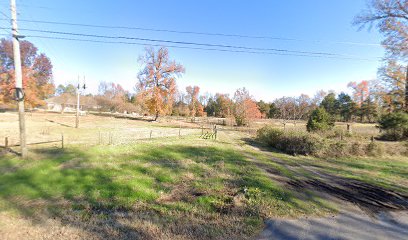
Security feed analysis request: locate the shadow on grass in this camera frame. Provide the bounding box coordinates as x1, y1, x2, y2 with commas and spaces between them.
46, 119, 74, 128
0, 143, 320, 239
241, 137, 408, 215
0, 148, 152, 239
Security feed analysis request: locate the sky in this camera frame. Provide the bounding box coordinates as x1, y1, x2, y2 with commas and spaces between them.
0, 0, 385, 102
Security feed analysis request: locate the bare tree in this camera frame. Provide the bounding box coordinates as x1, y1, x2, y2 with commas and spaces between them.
293, 94, 312, 126
274, 97, 293, 130
354, 0, 408, 59
312, 90, 328, 107
354, 0, 408, 111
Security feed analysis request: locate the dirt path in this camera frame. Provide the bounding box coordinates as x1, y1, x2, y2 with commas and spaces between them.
243, 143, 408, 239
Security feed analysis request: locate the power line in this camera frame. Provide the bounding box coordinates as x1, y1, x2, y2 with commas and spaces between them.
0, 2, 53, 10
0, 26, 378, 59
20, 5, 63, 65
0, 10, 9, 19
0, 17, 381, 47
0, 11, 11, 35
20, 34, 379, 61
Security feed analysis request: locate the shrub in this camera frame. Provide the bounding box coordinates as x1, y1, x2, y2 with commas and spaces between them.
324, 128, 347, 139
256, 126, 284, 145
257, 127, 322, 155
350, 142, 365, 156
378, 112, 408, 141
326, 141, 348, 157
365, 141, 383, 156
306, 107, 334, 132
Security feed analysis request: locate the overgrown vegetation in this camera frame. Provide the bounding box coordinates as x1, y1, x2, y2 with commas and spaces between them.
257, 125, 400, 157
257, 127, 322, 155
378, 112, 408, 140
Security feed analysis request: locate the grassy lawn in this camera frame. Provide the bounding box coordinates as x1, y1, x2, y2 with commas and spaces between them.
0, 124, 407, 239
0, 133, 336, 239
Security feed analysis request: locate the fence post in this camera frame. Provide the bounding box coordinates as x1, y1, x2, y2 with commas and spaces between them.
61, 134, 64, 149
150, 130, 152, 139
201, 125, 204, 135
5, 137, 8, 148
179, 124, 181, 138
99, 131, 101, 145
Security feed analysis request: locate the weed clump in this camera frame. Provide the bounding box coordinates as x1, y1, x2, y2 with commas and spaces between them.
350, 142, 365, 156
366, 141, 384, 156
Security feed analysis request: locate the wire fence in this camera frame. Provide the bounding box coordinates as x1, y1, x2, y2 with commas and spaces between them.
0, 126, 211, 154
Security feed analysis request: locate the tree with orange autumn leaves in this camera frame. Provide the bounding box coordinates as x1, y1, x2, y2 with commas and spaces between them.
136, 47, 184, 120
347, 80, 370, 107
379, 60, 406, 112
348, 80, 381, 122
186, 85, 204, 118
0, 38, 54, 108
233, 88, 262, 126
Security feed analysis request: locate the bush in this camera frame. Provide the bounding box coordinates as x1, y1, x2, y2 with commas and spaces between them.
256, 126, 284, 145
257, 127, 322, 155
365, 141, 383, 156
378, 112, 408, 141
307, 108, 334, 132
326, 141, 348, 157
350, 142, 365, 156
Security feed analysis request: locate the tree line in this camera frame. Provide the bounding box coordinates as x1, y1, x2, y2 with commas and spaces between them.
0, 39, 406, 127
0, 1, 407, 128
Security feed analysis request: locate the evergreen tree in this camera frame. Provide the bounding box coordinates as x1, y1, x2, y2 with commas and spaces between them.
337, 92, 355, 122
321, 93, 339, 117
307, 107, 334, 132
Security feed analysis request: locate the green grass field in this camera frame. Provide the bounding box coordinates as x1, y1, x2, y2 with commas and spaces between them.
0, 114, 407, 239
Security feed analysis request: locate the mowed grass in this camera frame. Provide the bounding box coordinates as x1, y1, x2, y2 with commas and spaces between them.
0, 118, 407, 239
0, 134, 335, 239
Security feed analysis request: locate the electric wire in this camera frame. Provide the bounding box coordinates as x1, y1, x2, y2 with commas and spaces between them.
0, 17, 382, 47
20, 34, 379, 61
0, 26, 379, 59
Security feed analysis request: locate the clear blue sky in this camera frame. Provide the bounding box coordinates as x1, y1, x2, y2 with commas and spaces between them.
0, 0, 384, 101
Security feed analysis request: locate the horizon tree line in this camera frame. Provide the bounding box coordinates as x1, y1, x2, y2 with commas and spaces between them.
1, 0, 408, 126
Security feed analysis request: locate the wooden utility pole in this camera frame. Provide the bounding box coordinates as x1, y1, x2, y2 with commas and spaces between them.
405, 65, 408, 112
10, 0, 27, 158
75, 76, 80, 128
75, 76, 86, 128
